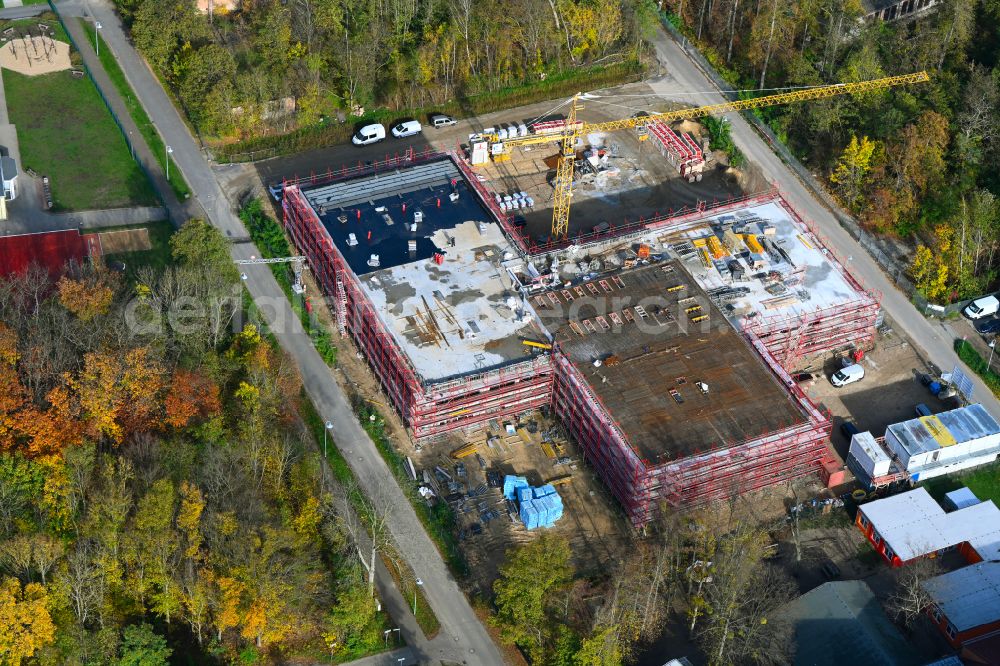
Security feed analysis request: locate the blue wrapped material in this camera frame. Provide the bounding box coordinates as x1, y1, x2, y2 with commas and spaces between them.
520, 502, 538, 529
533, 484, 556, 499
536, 498, 550, 526
517, 487, 534, 503
503, 475, 529, 500
929, 381, 942, 396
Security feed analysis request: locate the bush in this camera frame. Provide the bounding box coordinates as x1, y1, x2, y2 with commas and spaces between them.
703, 115, 745, 167
955, 339, 1000, 396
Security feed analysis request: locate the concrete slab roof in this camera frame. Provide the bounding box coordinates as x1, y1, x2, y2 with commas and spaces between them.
357, 219, 547, 384
538, 260, 806, 464
648, 200, 875, 323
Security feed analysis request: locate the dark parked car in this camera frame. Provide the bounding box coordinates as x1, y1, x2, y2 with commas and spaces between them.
975, 318, 1000, 335
840, 421, 860, 439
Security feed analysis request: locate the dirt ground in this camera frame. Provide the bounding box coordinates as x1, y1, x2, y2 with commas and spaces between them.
405, 416, 633, 597
794, 322, 948, 462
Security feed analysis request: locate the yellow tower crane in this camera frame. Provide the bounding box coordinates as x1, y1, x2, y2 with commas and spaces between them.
482, 71, 930, 239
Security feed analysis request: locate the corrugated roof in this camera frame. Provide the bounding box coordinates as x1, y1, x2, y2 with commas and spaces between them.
778, 581, 922, 666
886, 404, 1000, 459
859, 488, 1000, 561
923, 563, 1000, 633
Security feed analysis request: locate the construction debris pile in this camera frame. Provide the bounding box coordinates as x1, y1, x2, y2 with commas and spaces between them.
503, 475, 564, 530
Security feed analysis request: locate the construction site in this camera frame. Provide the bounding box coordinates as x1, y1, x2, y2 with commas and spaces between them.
277, 73, 931, 529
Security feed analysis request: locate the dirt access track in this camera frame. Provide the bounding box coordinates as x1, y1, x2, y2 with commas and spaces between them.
247, 79, 766, 241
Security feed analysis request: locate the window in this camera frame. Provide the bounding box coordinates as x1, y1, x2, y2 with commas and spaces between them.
947, 623, 957, 640
884, 546, 895, 561
933, 606, 942, 623
873, 532, 882, 546
859, 514, 869, 530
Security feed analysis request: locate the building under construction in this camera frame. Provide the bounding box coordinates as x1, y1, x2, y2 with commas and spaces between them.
282, 151, 872, 524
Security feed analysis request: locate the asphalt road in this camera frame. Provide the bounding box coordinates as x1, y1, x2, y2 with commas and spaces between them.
61, 0, 505, 663
647, 24, 1000, 417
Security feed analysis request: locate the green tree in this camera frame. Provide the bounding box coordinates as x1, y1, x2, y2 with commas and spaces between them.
493, 534, 572, 658
117, 623, 172, 666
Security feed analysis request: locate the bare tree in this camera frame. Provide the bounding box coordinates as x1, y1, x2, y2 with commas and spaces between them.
331, 481, 395, 597
886, 556, 942, 628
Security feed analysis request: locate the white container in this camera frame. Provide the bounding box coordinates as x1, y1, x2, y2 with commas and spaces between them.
518, 123, 528, 137
498, 128, 508, 140
414, 210, 424, 223
849, 432, 892, 479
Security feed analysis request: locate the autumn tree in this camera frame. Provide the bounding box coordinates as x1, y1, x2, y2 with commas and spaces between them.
830, 135, 880, 212
67, 348, 164, 444
0, 576, 55, 665
57, 274, 114, 323
164, 369, 221, 429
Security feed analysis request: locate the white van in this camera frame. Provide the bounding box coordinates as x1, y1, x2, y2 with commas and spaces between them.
430, 114, 456, 128
352, 123, 385, 146
964, 295, 1000, 319
831, 364, 865, 388
391, 120, 422, 138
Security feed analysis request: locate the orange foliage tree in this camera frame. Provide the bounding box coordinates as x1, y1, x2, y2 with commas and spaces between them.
67, 348, 164, 444
164, 369, 221, 429
57, 275, 114, 322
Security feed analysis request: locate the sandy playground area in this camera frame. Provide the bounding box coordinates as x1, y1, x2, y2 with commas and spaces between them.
0, 32, 71, 76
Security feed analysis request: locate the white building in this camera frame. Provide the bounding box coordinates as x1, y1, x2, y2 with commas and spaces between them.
1, 155, 17, 201
848, 404, 1000, 487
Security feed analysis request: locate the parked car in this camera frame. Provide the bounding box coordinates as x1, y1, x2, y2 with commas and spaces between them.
791, 372, 815, 384
915, 403, 932, 417
391, 120, 422, 138
840, 421, 860, 439
430, 113, 456, 128
830, 363, 865, 387
352, 123, 386, 146
964, 295, 1000, 319
975, 318, 1000, 335
268, 184, 283, 201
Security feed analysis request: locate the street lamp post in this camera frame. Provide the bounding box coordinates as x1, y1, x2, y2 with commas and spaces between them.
94, 21, 101, 57
989, 339, 996, 373
413, 578, 423, 616
322, 421, 333, 489
166, 145, 173, 181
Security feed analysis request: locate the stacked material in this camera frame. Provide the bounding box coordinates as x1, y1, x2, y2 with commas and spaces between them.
503, 475, 564, 530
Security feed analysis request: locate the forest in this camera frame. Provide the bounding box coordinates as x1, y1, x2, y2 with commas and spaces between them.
112, 0, 655, 144
665, 0, 1000, 302
0, 222, 385, 664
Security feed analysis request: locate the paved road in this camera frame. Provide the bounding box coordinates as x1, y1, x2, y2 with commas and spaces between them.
65, 1, 504, 662
647, 25, 1000, 417
0, 4, 46, 19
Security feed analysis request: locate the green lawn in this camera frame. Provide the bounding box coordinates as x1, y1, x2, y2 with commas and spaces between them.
920, 461, 1000, 507
3, 68, 156, 211
82, 20, 190, 200
101, 220, 175, 274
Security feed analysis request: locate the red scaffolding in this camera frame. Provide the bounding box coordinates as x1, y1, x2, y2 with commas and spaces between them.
552, 325, 832, 526
282, 177, 554, 440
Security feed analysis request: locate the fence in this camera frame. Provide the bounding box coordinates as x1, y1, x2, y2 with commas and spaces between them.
658, 15, 927, 305
47, 2, 169, 223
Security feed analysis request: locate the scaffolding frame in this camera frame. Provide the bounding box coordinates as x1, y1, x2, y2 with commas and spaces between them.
283, 172, 554, 440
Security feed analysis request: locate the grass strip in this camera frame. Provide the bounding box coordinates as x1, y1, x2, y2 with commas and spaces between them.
81, 20, 190, 200
239, 198, 337, 366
